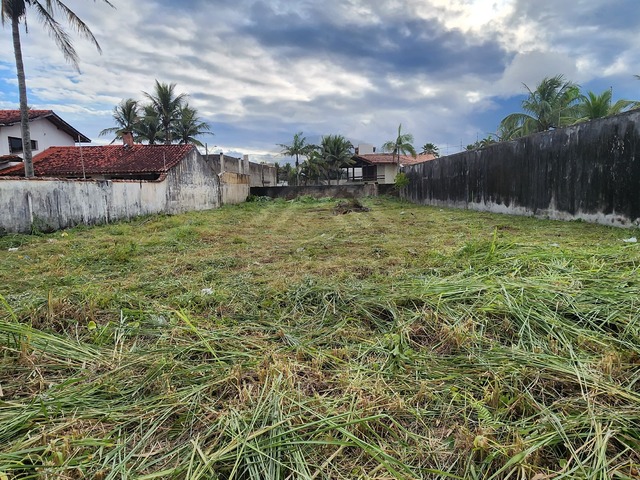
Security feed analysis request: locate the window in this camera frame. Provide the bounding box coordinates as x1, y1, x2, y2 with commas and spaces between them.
8, 136, 38, 153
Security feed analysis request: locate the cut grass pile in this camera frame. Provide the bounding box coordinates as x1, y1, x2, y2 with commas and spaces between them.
1, 196, 639, 479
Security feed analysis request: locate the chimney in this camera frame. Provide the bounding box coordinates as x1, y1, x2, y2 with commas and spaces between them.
122, 131, 134, 148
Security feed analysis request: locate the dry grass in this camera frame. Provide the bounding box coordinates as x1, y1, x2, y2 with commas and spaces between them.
1, 196, 639, 479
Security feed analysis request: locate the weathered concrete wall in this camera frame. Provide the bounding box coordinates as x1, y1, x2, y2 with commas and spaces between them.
204, 153, 276, 188
0, 150, 222, 233
220, 172, 250, 205
402, 110, 640, 227
251, 184, 378, 200
249, 162, 277, 187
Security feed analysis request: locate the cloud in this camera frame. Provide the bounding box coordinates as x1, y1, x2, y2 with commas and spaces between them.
0, 0, 638, 162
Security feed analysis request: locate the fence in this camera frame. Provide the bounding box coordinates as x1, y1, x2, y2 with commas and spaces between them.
402, 110, 640, 227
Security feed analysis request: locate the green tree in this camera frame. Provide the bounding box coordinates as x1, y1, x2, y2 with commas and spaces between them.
319, 134, 354, 186
278, 132, 314, 185
301, 150, 327, 185
421, 142, 439, 157
143, 80, 187, 145
2, 0, 114, 177
134, 104, 163, 145
499, 75, 580, 139
382, 124, 416, 164
173, 103, 211, 146
99, 98, 140, 143
574, 90, 639, 122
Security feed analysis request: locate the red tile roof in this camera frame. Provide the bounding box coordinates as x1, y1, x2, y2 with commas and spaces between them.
355, 153, 437, 165
0, 109, 53, 125
0, 109, 90, 142
0, 144, 196, 177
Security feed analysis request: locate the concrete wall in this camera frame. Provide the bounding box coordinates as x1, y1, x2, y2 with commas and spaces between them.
251, 184, 378, 200
0, 149, 222, 233
205, 153, 276, 187
0, 118, 76, 157
220, 172, 250, 205
380, 164, 399, 184
402, 110, 640, 227
249, 162, 277, 187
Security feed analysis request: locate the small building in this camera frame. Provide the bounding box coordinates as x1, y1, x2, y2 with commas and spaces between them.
350, 146, 437, 184
0, 139, 234, 233
0, 110, 90, 161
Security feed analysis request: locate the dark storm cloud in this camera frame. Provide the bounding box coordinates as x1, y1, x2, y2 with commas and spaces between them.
240, 1, 508, 78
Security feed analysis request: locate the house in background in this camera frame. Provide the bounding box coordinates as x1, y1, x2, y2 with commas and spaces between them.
0, 110, 90, 162
349, 144, 436, 184
0, 135, 253, 233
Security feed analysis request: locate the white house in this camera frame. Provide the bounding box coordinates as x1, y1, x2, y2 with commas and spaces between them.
348, 144, 436, 184
0, 110, 90, 160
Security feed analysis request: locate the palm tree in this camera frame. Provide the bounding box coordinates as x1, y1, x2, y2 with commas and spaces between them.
421, 142, 440, 157
173, 103, 211, 146
143, 80, 187, 145
277, 132, 315, 186
382, 124, 417, 164
2, 0, 114, 177
319, 134, 354, 186
499, 75, 580, 139
301, 150, 327, 185
134, 104, 163, 145
574, 90, 639, 123
99, 98, 140, 143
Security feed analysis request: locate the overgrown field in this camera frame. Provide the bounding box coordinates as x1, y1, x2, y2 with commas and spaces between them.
1, 197, 639, 479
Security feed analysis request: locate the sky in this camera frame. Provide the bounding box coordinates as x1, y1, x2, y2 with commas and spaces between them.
1, 0, 639, 163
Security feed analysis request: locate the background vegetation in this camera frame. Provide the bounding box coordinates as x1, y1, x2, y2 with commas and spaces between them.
1, 198, 639, 479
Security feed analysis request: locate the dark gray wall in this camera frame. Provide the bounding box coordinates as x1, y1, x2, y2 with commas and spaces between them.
402, 110, 640, 227
251, 184, 378, 200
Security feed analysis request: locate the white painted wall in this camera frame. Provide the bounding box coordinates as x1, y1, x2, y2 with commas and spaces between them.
0, 118, 77, 157
381, 164, 399, 184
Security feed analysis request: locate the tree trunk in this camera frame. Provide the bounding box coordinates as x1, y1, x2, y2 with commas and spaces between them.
12, 16, 34, 178
295, 155, 299, 186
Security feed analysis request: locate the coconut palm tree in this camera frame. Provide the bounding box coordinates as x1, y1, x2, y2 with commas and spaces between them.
301, 150, 327, 185
99, 98, 140, 143
421, 142, 440, 157
143, 80, 187, 145
134, 104, 163, 145
1, 0, 114, 177
382, 124, 417, 164
319, 134, 354, 185
499, 75, 580, 139
574, 90, 639, 123
277, 132, 315, 185
173, 103, 211, 146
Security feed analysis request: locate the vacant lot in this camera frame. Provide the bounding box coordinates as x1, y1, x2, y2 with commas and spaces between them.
1, 197, 639, 479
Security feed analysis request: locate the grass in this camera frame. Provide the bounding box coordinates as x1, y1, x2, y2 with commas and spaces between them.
1, 196, 639, 479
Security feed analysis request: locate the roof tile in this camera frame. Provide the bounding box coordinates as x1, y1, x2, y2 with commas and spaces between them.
0, 144, 196, 177
355, 153, 437, 165
0, 110, 53, 125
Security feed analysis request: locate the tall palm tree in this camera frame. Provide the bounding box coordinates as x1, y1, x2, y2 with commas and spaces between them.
382, 124, 416, 164
99, 98, 140, 143
421, 142, 440, 157
277, 132, 314, 186
1, 0, 114, 177
499, 74, 580, 139
319, 134, 353, 186
173, 103, 211, 146
143, 80, 187, 145
134, 104, 163, 145
574, 90, 639, 123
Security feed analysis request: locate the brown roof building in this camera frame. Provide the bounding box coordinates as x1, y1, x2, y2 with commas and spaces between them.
0, 144, 196, 180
